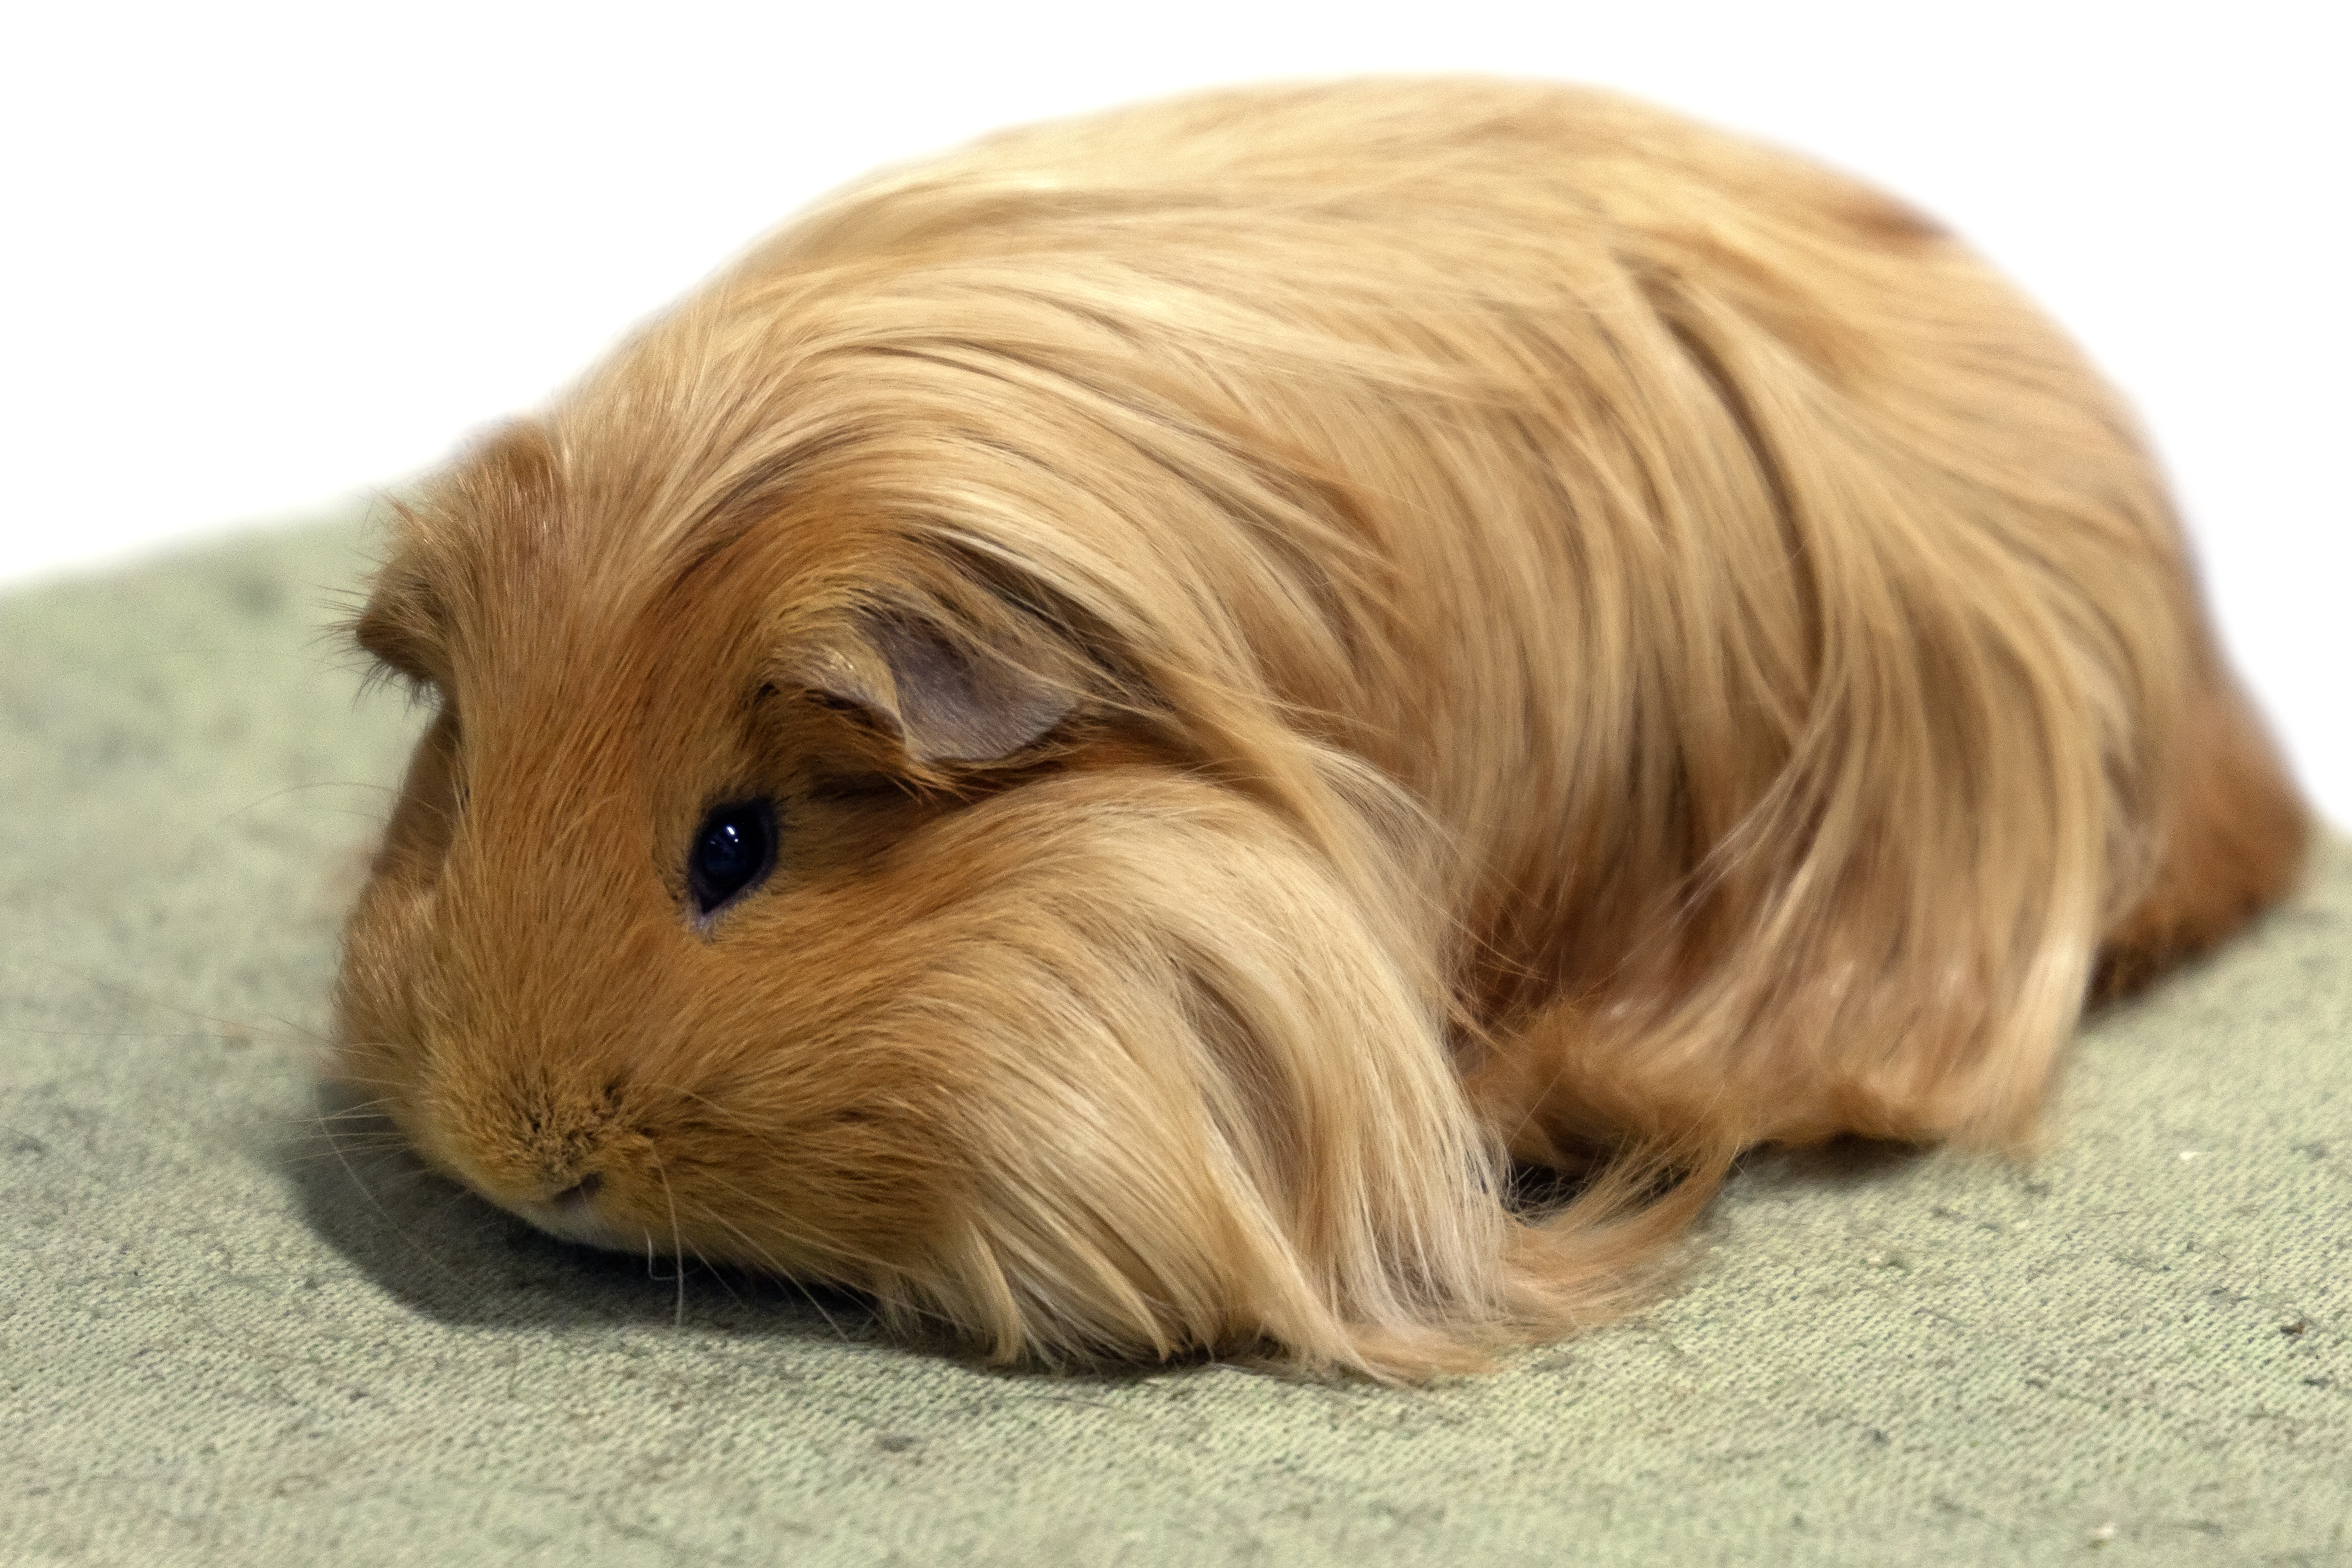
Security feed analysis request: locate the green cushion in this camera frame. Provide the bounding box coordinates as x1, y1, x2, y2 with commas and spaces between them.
5, 511, 2346, 1566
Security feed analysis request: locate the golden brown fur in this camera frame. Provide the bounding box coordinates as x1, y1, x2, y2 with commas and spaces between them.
336, 80, 2309, 1378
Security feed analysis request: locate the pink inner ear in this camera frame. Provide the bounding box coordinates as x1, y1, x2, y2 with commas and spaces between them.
795, 613, 1075, 765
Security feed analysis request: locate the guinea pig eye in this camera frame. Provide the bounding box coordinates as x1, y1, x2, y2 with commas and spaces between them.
687, 799, 778, 915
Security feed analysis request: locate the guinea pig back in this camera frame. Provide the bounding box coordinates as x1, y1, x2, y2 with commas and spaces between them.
335, 80, 2308, 1378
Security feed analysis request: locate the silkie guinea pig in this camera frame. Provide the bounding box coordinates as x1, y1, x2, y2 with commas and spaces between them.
338, 79, 2309, 1378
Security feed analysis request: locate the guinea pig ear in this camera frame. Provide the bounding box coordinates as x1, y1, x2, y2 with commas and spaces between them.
793, 610, 1077, 765
351, 554, 447, 689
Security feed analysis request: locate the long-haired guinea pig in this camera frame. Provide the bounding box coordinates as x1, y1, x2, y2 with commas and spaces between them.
338, 79, 2309, 1378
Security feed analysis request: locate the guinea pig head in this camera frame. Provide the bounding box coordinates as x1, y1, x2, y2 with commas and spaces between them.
333, 424, 1528, 1376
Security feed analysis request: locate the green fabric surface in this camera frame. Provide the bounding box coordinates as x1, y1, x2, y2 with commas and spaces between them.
4, 512, 2347, 1567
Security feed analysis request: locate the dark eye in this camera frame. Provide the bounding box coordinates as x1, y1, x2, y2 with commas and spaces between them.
687, 799, 778, 915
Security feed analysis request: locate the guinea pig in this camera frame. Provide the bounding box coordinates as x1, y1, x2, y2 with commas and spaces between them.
336, 78, 2309, 1378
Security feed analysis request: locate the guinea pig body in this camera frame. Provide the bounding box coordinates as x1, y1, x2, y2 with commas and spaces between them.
338, 80, 2308, 1376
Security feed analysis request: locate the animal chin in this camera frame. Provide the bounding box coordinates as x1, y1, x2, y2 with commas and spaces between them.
513, 1195, 634, 1251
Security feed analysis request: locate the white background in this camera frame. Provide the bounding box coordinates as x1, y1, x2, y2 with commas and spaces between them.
5, 2, 2344, 823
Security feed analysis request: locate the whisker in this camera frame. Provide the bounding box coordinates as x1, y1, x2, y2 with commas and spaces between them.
650, 1148, 688, 1330
319, 1125, 462, 1282
298, 1089, 402, 1109
690, 1244, 744, 1309
693, 1209, 853, 1347
207, 778, 403, 833
0, 964, 337, 1053
278, 1133, 420, 1159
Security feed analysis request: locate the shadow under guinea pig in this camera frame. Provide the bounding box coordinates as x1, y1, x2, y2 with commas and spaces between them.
281, 1078, 1932, 1371
277, 1085, 1232, 1396
277, 1078, 885, 1345
1502, 1134, 1929, 1216
1727, 1137, 1933, 1193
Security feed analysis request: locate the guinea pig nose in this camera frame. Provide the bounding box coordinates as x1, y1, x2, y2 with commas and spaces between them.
548, 1173, 604, 1212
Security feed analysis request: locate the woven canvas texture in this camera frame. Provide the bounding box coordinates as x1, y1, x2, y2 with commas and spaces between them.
3, 514, 2347, 1567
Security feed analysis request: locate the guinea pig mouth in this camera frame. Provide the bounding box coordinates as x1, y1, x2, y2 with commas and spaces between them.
510, 1174, 635, 1251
